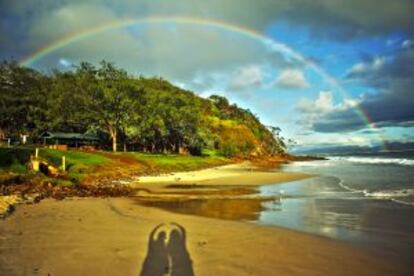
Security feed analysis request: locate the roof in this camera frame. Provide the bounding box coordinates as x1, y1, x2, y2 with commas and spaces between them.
39, 131, 99, 141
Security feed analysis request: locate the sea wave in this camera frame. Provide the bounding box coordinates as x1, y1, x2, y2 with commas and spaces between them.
390, 198, 414, 206
363, 189, 414, 199
337, 179, 361, 193
337, 179, 414, 206
329, 156, 414, 166
291, 160, 333, 167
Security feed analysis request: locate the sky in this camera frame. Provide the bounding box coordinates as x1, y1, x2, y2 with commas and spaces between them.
1, 0, 414, 153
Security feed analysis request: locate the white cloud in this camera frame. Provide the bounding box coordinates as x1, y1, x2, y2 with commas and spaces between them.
275, 69, 309, 89
297, 91, 362, 129
296, 132, 374, 147
346, 56, 385, 77
58, 58, 72, 67
402, 39, 413, 48
348, 63, 366, 74
229, 65, 264, 90
297, 91, 333, 114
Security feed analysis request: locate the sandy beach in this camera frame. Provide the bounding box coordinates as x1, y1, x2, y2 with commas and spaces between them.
0, 197, 409, 276
0, 163, 410, 275
134, 162, 313, 188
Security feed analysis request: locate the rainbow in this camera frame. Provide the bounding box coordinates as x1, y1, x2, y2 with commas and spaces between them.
19, 16, 388, 150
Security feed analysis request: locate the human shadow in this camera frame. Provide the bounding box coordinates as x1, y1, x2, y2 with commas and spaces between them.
140, 223, 194, 276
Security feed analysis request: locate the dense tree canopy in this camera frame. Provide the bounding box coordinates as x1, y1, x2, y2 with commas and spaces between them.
0, 60, 286, 156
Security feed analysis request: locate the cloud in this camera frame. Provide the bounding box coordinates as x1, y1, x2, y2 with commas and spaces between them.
229, 65, 264, 90
3, 0, 414, 38
402, 39, 414, 49
290, 129, 381, 154
2, 0, 414, 63
14, 2, 282, 86
296, 91, 362, 130
346, 46, 414, 86
297, 91, 334, 113
27, 3, 119, 47
283, 0, 414, 39
346, 56, 386, 78
2, 0, 414, 85
292, 140, 414, 155
58, 58, 72, 67
275, 69, 309, 89
4, 2, 315, 94
313, 83, 414, 132
311, 47, 414, 132
300, 134, 374, 147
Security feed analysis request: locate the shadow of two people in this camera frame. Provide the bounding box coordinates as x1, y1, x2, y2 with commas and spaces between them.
140, 223, 194, 276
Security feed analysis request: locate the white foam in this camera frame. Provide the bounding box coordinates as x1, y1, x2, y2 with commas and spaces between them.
363, 188, 414, 199
337, 180, 414, 206
291, 160, 333, 167
390, 198, 414, 207
329, 156, 414, 166
337, 179, 361, 193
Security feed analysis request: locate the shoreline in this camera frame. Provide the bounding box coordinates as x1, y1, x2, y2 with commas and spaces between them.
133, 161, 313, 187
0, 197, 408, 275
130, 162, 314, 221
1, 162, 411, 275
0, 161, 304, 214
1, 161, 312, 218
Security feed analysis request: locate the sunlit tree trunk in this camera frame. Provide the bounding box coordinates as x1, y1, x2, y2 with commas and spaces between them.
110, 127, 117, 152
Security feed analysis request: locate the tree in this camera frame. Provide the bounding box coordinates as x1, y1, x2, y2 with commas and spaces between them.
0, 59, 286, 157
268, 126, 286, 154
0, 61, 48, 140
45, 70, 92, 133
76, 61, 138, 152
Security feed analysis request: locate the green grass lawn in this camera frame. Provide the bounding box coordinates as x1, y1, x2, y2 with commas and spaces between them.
0, 147, 109, 170
39, 148, 109, 168
128, 151, 229, 172
0, 146, 229, 185
0, 147, 33, 174
39, 148, 111, 181
0, 146, 111, 183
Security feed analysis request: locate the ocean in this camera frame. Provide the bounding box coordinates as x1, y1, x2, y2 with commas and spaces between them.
258, 152, 414, 262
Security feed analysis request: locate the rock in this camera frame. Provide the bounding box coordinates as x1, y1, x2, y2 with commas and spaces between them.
47, 165, 59, 177
0, 195, 22, 218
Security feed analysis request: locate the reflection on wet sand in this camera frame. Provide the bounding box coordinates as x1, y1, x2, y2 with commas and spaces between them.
135, 184, 278, 221
138, 198, 268, 221
135, 177, 414, 266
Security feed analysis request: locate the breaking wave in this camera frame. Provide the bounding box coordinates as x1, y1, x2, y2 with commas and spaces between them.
329, 156, 414, 166
337, 179, 414, 206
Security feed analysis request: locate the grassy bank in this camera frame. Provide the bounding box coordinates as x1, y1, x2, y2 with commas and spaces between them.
0, 147, 110, 185
0, 146, 230, 187
127, 152, 228, 172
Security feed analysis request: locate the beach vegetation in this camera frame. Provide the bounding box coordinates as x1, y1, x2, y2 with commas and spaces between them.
0, 60, 286, 157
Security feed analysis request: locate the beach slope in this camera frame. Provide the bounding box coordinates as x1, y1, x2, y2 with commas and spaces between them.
0, 197, 408, 276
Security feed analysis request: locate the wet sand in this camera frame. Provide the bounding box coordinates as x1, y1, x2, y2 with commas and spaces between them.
134, 162, 313, 190
0, 197, 409, 276
0, 164, 410, 275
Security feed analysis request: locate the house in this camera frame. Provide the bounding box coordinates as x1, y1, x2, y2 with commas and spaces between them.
39, 131, 99, 150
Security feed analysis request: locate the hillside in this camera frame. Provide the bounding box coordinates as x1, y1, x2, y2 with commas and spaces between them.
0, 60, 285, 157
